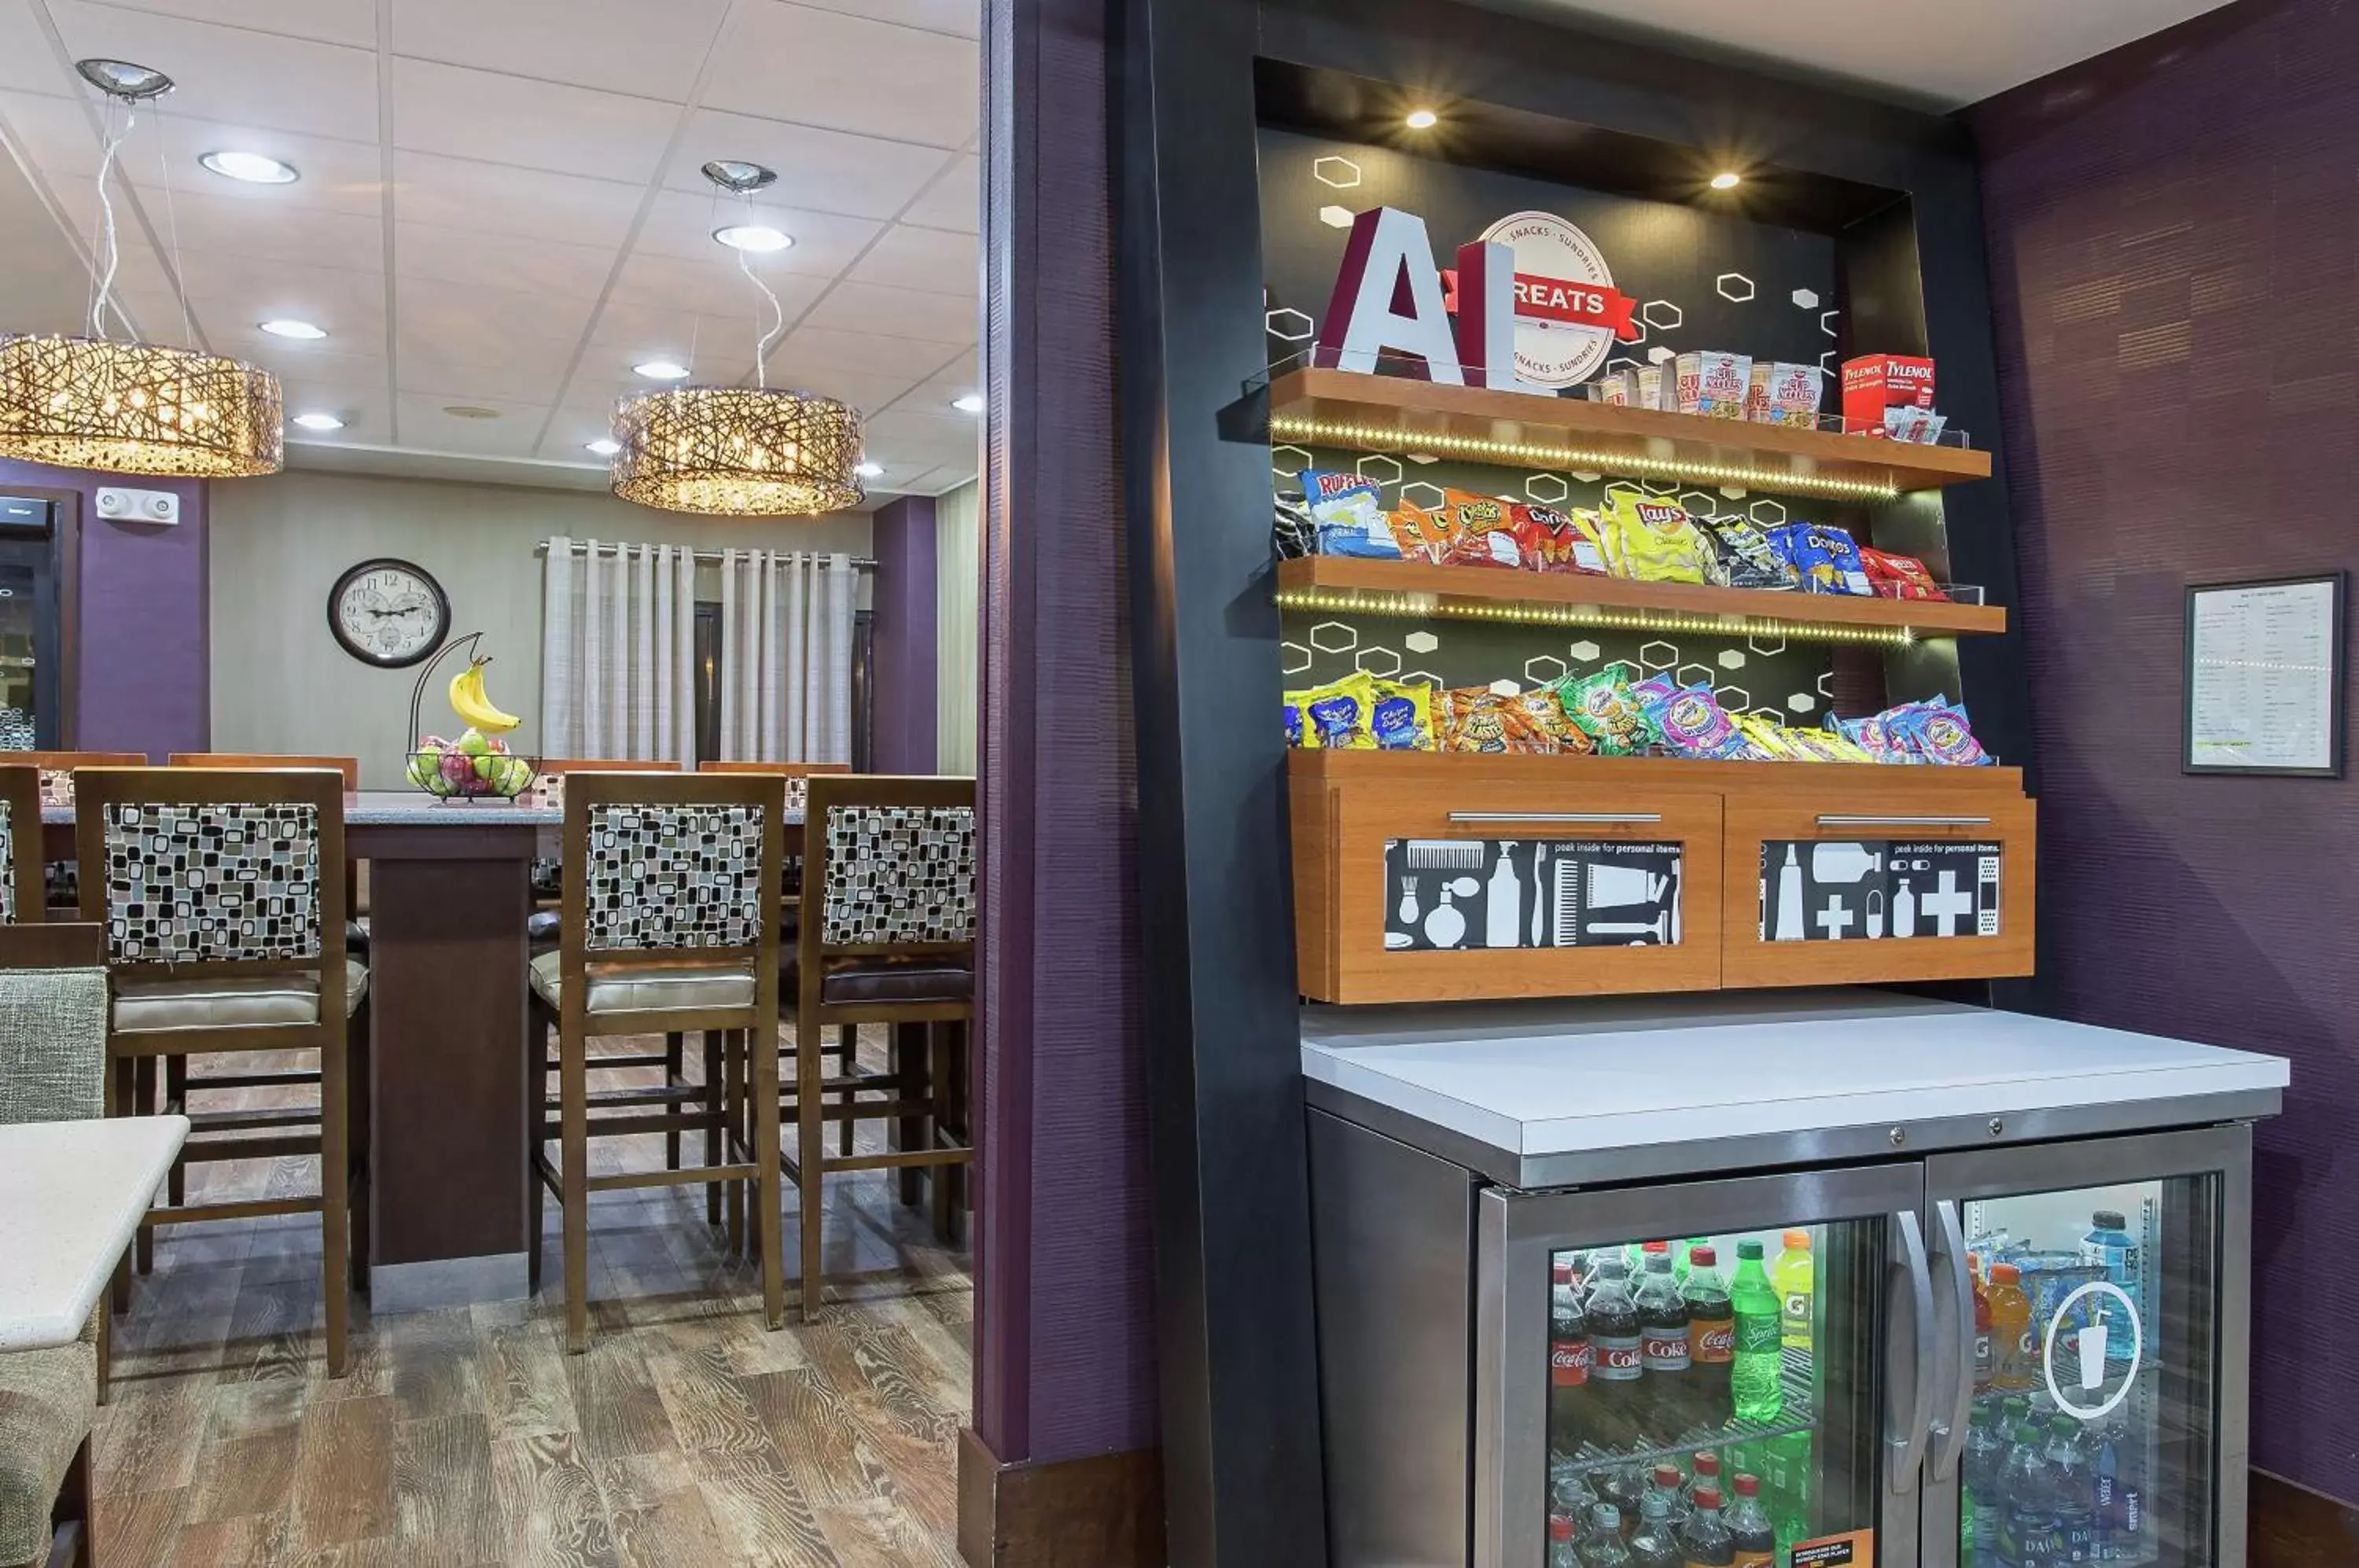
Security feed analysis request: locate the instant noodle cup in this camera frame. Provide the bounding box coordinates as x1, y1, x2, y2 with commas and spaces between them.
1675, 351, 1754, 418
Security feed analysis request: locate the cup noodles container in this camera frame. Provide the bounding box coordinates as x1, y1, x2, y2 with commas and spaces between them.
1675, 351, 1752, 419
1746, 362, 1825, 427
1594, 367, 1637, 407
1842, 355, 1936, 436
1637, 365, 1673, 412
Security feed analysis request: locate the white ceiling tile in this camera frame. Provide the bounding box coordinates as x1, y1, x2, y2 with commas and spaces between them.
171, 256, 386, 330
632, 188, 879, 278
393, 342, 568, 406
0, 2, 70, 96
774, 325, 966, 380
394, 392, 550, 456
391, 150, 645, 248
390, 57, 679, 184
893, 351, 980, 410
127, 116, 387, 218
704, 5, 975, 149
149, 191, 383, 271
664, 110, 947, 220
393, 221, 616, 302
539, 403, 628, 461
400, 280, 594, 352
46, 2, 380, 142
584, 300, 759, 362
237, 340, 388, 387
0, 87, 105, 182
798, 280, 974, 345
845, 223, 975, 296
763, 366, 913, 418
782, 0, 980, 40
863, 407, 979, 469
390, 0, 731, 100
899, 153, 977, 234
273, 370, 394, 446
85, 0, 378, 50
604, 248, 826, 321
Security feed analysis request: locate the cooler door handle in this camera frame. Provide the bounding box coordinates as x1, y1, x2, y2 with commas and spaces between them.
1927, 1199, 1976, 1483
1446, 812, 1664, 825
1814, 815, 1992, 828
1886, 1208, 1938, 1495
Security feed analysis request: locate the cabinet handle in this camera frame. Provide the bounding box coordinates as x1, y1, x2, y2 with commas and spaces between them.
1886, 1208, 1937, 1496
1927, 1200, 1976, 1484
1444, 812, 1663, 825
1814, 814, 1991, 828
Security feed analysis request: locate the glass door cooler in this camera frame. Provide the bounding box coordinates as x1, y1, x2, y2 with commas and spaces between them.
1302, 992, 2283, 1568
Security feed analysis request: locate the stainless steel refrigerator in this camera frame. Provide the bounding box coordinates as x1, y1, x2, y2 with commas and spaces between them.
1302, 991, 2287, 1568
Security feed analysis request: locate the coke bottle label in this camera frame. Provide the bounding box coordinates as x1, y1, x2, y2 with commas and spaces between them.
1595, 1335, 1645, 1382
1552, 1340, 1593, 1387
1641, 1331, 1691, 1373
1691, 1321, 1735, 1365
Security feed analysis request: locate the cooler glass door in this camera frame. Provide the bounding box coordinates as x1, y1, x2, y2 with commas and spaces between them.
0, 544, 56, 752
1478, 1163, 1934, 1568
1923, 1125, 2250, 1568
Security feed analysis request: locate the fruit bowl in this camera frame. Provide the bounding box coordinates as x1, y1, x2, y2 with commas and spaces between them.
407, 734, 538, 801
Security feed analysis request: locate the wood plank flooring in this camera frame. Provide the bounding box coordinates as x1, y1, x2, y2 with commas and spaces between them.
96, 1031, 972, 1567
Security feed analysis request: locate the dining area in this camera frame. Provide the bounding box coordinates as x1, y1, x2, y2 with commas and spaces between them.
0, 749, 977, 1568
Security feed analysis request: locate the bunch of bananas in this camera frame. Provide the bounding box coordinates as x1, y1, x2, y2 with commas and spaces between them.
449, 658, 521, 733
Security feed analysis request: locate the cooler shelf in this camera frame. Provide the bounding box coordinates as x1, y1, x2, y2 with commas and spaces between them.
1556, 1347, 1818, 1478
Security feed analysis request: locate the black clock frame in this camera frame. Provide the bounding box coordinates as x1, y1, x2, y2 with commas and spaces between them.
328, 556, 451, 669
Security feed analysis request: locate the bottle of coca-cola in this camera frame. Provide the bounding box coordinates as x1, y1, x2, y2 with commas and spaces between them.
1551, 1261, 1594, 1450
1682, 1246, 1735, 1430
1584, 1254, 1644, 1452
1635, 1251, 1691, 1443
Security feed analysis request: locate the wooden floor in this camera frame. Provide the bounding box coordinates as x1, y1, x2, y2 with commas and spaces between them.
94, 1030, 973, 1568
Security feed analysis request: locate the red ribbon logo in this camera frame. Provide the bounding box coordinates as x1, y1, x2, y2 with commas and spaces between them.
1444, 270, 1641, 341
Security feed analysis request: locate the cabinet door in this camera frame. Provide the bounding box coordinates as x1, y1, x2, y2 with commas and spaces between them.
1721, 782, 2035, 988
1319, 775, 1723, 1003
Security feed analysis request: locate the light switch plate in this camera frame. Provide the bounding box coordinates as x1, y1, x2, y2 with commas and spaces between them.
95, 486, 179, 525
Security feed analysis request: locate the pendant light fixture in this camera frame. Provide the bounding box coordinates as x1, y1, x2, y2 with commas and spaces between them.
609, 160, 863, 517
0, 61, 282, 479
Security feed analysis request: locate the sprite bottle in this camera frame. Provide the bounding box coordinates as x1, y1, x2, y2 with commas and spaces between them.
1730, 1240, 1784, 1423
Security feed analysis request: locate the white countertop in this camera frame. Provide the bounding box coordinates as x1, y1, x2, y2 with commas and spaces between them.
43, 792, 802, 827
1302, 990, 2289, 1162
0, 1117, 189, 1351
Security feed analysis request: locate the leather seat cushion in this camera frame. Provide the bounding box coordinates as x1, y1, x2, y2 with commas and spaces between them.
0, 1336, 96, 1568
112, 959, 370, 1033
528, 951, 756, 1014
784, 956, 974, 1007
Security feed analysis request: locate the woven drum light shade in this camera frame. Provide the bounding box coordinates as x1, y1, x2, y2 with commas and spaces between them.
0, 332, 283, 477
609, 385, 863, 517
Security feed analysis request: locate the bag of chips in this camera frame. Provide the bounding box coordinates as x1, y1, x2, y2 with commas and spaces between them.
1860, 546, 1947, 601
1511, 503, 1609, 574
1367, 677, 1438, 752
1698, 516, 1796, 591
1283, 688, 1312, 748
1442, 686, 1560, 753
1733, 712, 1802, 760
1599, 491, 1710, 584
1297, 471, 1404, 558
1887, 698, 1991, 765
1552, 668, 1654, 755
1643, 683, 1748, 760
1301, 673, 1377, 749
1838, 713, 1913, 764
1772, 522, 1874, 595
1273, 492, 1319, 561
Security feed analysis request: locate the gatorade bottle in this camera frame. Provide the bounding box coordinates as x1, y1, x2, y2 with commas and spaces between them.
1684, 1246, 1736, 1430
1636, 1253, 1693, 1441
1730, 1241, 1784, 1423
1971, 1251, 1995, 1394
2044, 1417, 2095, 1565
1629, 1490, 1684, 1568
1553, 1261, 1596, 1449
1588, 1261, 1645, 1451
1772, 1230, 1814, 1353
1724, 1475, 1775, 1568
1679, 1486, 1735, 1568
1989, 1264, 2035, 1391
1580, 1504, 1634, 1568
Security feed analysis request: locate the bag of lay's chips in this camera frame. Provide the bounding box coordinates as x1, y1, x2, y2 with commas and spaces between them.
1599, 491, 1710, 584
1301, 673, 1377, 749
1551, 668, 1653, 755
1367, 677, 1438, 752
1297, 470, 1403, 558
1511, 503, 1610, 574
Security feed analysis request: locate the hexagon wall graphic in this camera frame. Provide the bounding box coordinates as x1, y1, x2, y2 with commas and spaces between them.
1790, 289, 1820, 311
1319, 205, 1354, 230
1602, 481, 1644, 508
1354, 454, 1404, 489
1816, 669, 1835, 698
1747, 499, 1787, 526
1639, 640, 1678, 672
1403, 669, 1444, 688
1356, 646, 1403, 678
1676, 663, 1715, 691
1400, 480, 1447, 511
1715, 273, 1756, 303
1266, 307, 1315, 343
1606, 355, 1643, 377
1820, 310, 1841, 339
1641, 300, 1684, 331
1404, 631, 1439, 654
1405, 452, 1437, 465
1570, 471, 1601, 484
1787, 693, 1817, 714
1678, 491, 1719, 518
1717, 686, 1751, 712
1308, 620, 1358, 653
1717, 650, 1746, 671
1647, 345, 1676, 365
1746, 631, 1787, 657
1524, 473, 1570, 504
1312, 156, 1361, 189
1568, 639, 1602, 663
1487, 678, 1522, 696
1281, 642, 1312, 675
1525, 654, 1569, 686
1720, 485, 1747, 500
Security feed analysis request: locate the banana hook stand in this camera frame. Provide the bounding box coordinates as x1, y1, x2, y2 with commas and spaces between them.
405, 630, 491, 756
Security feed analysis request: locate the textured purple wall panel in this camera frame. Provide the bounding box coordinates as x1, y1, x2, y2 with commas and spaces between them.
1971, 0, 2359, 1502
0, 457, 208, 756
870, 495, 940, 775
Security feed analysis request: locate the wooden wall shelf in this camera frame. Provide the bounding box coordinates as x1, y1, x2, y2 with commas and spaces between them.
1267, 366, 1993, 499
1275, 555, 2008, 642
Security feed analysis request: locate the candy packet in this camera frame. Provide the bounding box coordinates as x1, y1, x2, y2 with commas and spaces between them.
1367, 676, 1438, 752
1512, 502, 1610, 574
1301, 673, 1377, 749
1643, 683, 1748, 760
1837, 713, 1912, 764
1298, 471, 1403, 558
1552, 668, 1653, 755
1599, 491, 1711, 584
1772, 521, 1874, 595
1698, 516, 1796, 591
1860, 546, 1947, 601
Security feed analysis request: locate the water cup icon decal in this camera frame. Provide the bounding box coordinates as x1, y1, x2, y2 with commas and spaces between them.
2045, 1281, 2141, 1421
2076, 1320, 2107, 1389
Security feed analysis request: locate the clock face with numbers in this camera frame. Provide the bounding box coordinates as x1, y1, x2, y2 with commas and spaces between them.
328, 558, 450, 668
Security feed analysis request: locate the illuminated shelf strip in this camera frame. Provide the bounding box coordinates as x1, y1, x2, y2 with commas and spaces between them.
1275, 586, 1919, 646
1269, 415, 1902, 502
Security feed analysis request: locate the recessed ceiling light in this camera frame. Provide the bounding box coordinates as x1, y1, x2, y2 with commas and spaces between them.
634, 359, 690, 381
1404, 109, 1439, 130
200, 150, 298, 185
1709, 171, 1742, 190
951, 393, 984, 414
442, 404, 501, 420
585, 437, 622, 456
258, 318, 326, 340
713, 224, 793, 254
291, 412, 344, 432
853, 460, 883, 478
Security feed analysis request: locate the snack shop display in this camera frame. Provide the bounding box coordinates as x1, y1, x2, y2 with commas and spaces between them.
1441, 686, 1589, 754
1554, 668, 1653, 755
1273, 491, 1318, 560
1743, 361, 1825, 427
1288, 672, 1441, 752
1841, 353, 1949, 443
1597, 491, 1711, 584
1300, 470, 1404, 558
1860, 546, 1946, 601
1675, 351, 1752, 418
1771, 522, 1873, 595
1695, 516, 1794, 591
1514, 503, 1610, 574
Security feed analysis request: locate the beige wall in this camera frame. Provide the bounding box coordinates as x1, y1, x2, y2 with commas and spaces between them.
209, 469, 871, 787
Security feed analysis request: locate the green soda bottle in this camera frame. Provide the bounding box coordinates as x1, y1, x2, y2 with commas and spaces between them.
1730, 1240, 1784, 1423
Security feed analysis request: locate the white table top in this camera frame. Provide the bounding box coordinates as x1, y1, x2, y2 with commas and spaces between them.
1303, 989, 2289, 1166
0, 1117, 189, 1352
42, 792, 804, 827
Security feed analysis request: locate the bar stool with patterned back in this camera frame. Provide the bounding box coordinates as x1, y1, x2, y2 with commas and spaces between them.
16, 753, 143, 918
74, 767, 366, 1375
528, 770, 786, 1353
0, 765, 45, 929
789, 775, 977, 1320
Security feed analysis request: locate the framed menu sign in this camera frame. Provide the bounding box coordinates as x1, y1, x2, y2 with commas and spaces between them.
2183, 572, 2346, 777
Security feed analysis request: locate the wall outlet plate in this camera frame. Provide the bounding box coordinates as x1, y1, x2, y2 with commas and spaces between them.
95, 485, 179, 525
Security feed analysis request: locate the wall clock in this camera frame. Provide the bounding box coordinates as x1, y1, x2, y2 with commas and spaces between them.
328, 558, 451, 668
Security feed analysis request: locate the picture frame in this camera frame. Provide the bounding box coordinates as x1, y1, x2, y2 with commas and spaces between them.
2182, 571, 2346, 778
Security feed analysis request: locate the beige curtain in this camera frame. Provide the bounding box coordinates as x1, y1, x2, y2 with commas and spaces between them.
717, 549, 856, 763
934, 480, 979, 772
539, 537, 698, 763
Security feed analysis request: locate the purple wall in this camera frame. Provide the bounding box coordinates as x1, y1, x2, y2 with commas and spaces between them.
870, 495, 940, 775
0, 457, 208, 757
1971, 0, 2357, 1503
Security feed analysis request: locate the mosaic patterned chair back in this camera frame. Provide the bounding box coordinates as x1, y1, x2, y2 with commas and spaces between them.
817, 801, 979, 948
580, 803, 770, 953
98, 802, 323, 963
0, 797, 16, 923
0, 764, 46, 926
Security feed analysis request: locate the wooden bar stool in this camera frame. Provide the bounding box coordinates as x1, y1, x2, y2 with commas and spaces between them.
527, 770, 786, 1353
788, 774, 977, 1320
75, 767, 367, 1376
16, 753, 144, 918
0, 764, 45, 926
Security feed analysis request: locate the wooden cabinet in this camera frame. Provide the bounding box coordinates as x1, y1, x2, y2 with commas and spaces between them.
1289, 752, 2035, 1004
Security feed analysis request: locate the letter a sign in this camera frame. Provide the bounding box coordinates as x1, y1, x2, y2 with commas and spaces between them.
1314, 208, 1466, 383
